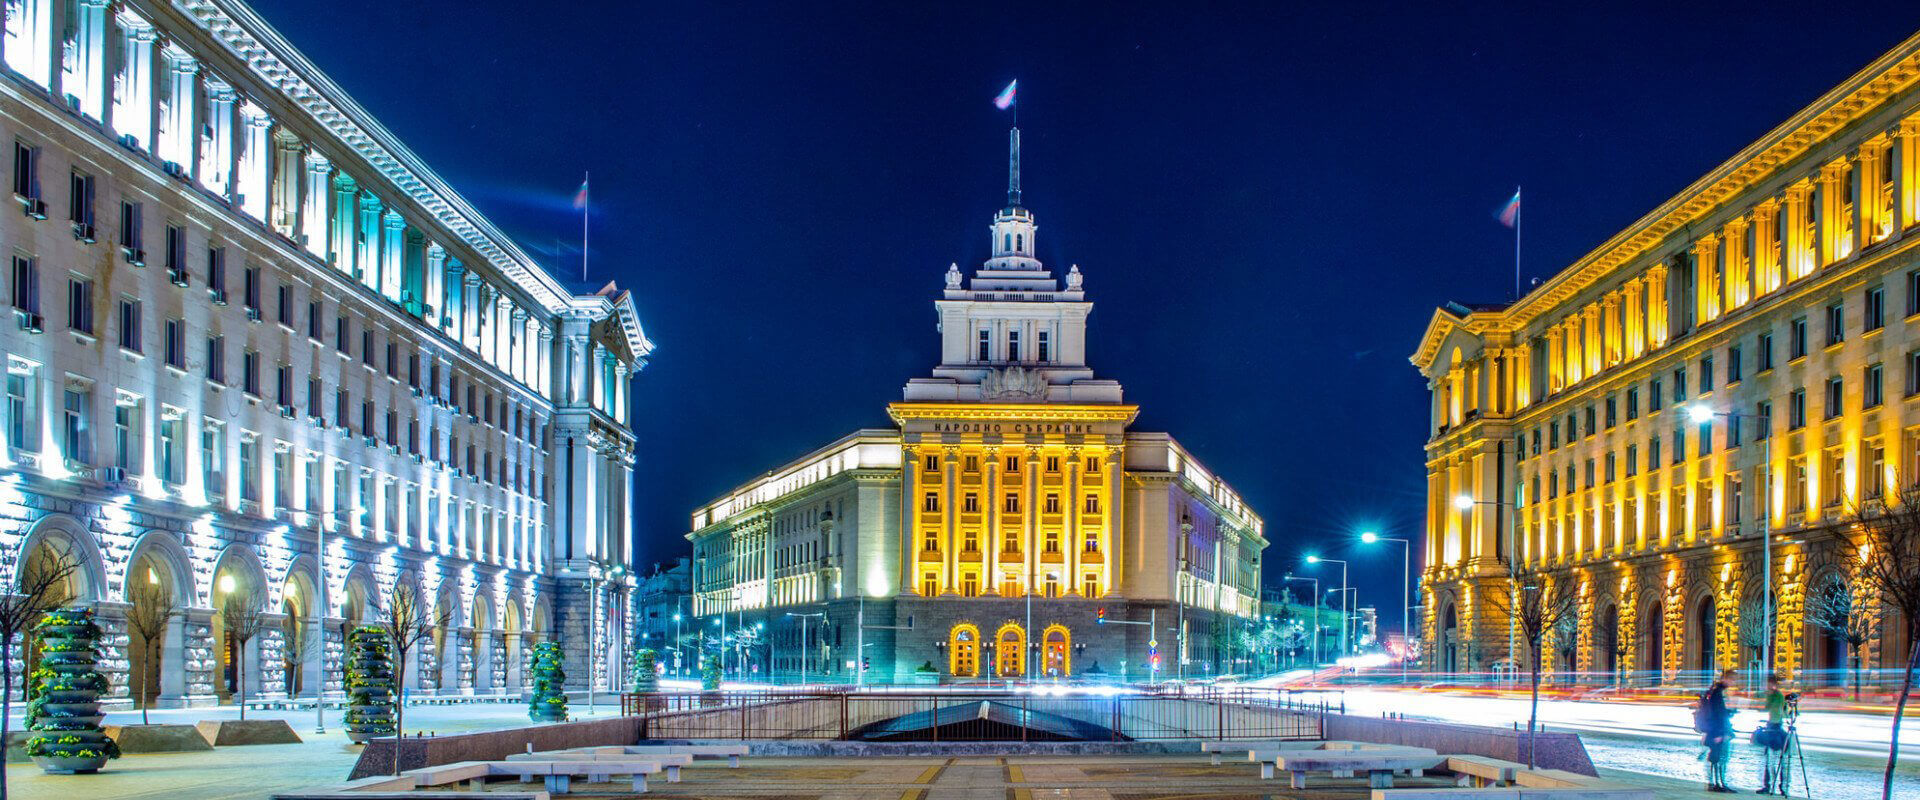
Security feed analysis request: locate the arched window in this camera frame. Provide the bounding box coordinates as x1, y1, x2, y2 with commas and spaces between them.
1043, 624, 1071, 676
1003, 233, 1011, 251
1015, 233, 1024, 252
949, 624, 979, 677
995, 624, 1025, 677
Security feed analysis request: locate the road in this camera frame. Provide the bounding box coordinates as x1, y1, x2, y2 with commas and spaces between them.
1339, 687, 1920, 795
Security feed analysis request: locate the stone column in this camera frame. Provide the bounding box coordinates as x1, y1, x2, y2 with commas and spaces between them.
1898, 119, 1920, 233
1065, 447, 1081, 594
984, 447, 999, 594
538, 325, 554, 398
941, 445, 958, 593
900, 443, 918, 595
271, 130, 303, 237
236, 102, 271, 220
301, 151, 330, 259
1693, 233, 1720, 323
1105, 446, 1122, 595
113, 14, 157, 149
380, 209, 405, 302
159, 43, 197, 175
356, 191, 383, 288
199, 78, 236, 196
425, 244, 447, 325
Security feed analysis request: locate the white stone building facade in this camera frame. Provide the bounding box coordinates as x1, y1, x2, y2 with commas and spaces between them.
0, 0, 650, 706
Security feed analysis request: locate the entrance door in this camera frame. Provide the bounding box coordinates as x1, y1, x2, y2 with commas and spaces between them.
996, 626, 1024, 677
950, 627, 978, 678
1043, 627, 1070, 677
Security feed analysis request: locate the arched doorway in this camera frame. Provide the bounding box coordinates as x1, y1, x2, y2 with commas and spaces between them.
1642, 601, 1665, 683
502, 601, 524, 693
124, 549, 181, 707
209, 550, 266, 702
1042, 625, 1071, 677
948, 624, 979, 678
1440, 602, 1459, 674
279, 572, 314, 698
432, 588, 457, 694
994, 623, 1024, 678
472, 594, 495, 692
1598, 604, 1619, 681
1692, 595, 1717, 675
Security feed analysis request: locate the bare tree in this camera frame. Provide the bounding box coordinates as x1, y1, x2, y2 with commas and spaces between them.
280, 613, 316, 699
379, 572, 451, 775
219, 591, 268, 721
1805, 573, 1874, 701
123, 584, 176, 726
1486, 574, 1577, 769
0, 545, 80, 800
1843, 484, 1920, 800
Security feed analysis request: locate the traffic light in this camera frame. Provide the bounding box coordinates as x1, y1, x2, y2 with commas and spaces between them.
1096, 607, 1106, 624
861, 656, 870, 673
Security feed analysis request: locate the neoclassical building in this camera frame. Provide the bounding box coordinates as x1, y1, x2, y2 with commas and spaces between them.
1413, 31, 1920, 685
689, 129, 1265, 683
0, 0, 649, 707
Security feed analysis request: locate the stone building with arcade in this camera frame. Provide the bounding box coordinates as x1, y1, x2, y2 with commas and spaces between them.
0, 0, 648, 706
689, 128, 1264, 684
1413, 32, 1920, 686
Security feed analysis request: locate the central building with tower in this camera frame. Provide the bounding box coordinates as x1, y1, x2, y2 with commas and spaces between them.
688, 129, 1265, 683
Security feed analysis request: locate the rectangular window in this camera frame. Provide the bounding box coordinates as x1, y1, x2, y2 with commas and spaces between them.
976, 330, 989, 361
62, 388, 90, 464
276, 284, 293, 326
922, 491, 938, 513
1909, 269, 1920, 317
1789, 388, 1806, 429
202, 423, 224, 497
362, 330, 373, 363
1604, 396, 1616, 429
1825, 376, 1844, 419
158, 418, 181, 484
1649, 436, 1661, 467
308, 377, 323, 419
336, 315, 350, 352
6, 372, 36, 452
1672, 425, 1685, 463
1649, 378, 1664, 412
1697, 421, 1712, 455
1045, 493, 1060, 513
164, 318, 184, 369
1037, 330, 1051, 362
239, 437, 257, 502
12, 141, 39, 200
117, 298, 141, 352
11, 256, 39, 316
1583, 406, 1595, 435
1700, 355, 1714, 392
206, 245, 226, 303
67, 171, 93, 231
1823, 449, 1844, 507
1755, 401, 1771, 441
1672, 368, 1686, 403
243, 350, 260, 396
962, 492, 978, 513
1826, 302, 1845, 346
207, 336, 226, 384
1548, 421, 1560, 449
66, 277, 93, 334
1865, 285, 1886, 332
1727, 345, 1743, 384
1729, 414, 1742, 448
1003, 493, 1019, 513
276, 364, 293, 409
1008, 330, 1020, 361
1758, 331, 1774, 371
1625, 444, 1638, 477
113, 403, 135, 471
1866, 363, 1885, 408
243, 266, 262, 319
1625, 387, 1639, 420
120, 202, 143, 259
1790, 317, 1807, 359
361, 401, 374, 440
1865, 440, 1887, 500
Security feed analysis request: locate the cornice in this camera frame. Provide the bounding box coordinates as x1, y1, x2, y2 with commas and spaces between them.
175, 0, 578, 314
1495, 31, 1920, 330
887, 402, 1140, 424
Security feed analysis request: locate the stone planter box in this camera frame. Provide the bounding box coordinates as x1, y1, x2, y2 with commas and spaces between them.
31, 753, 108, 774
195, 719, 303, 746
103, 724, 213, 753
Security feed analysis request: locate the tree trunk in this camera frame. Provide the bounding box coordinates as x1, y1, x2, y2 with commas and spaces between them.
1528, 646, 1542, 770
392, 649, 406, 776
1884, 638, 1919, 800
3, 639, 14, 800
1852, 649, 1862, 703
140, 641, 150, 726
238, 645, 247, 721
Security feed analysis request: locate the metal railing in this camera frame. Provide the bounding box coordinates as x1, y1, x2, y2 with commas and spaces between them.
620, 688, 1333, 742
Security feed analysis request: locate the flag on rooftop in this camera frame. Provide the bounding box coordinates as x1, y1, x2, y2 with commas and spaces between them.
573, 177, 589, 210
994, 79, 1018, 110
1496, 188, 1520, 228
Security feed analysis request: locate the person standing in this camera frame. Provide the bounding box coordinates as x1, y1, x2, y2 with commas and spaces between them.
1757, 674, 1788, 794
1701, 668, 1738, 793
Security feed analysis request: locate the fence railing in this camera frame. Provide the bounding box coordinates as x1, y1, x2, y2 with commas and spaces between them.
619, 688, 1333, 742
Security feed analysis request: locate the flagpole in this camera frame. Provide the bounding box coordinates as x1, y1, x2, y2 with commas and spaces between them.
581, 171, 590, 284
1513, 186, 1522, 301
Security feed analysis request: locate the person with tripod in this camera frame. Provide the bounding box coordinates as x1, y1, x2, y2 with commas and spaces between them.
1756, 674, 1788, 794
1698, 669, 1738, 793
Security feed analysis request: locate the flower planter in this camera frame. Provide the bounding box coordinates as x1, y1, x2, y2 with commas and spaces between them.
345, 627, 397, 743
31, 753, 108, 774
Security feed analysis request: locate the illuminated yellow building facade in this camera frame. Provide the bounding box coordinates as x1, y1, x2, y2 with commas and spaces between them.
1413, 32, 1920, 684
689, 129, 1265, 683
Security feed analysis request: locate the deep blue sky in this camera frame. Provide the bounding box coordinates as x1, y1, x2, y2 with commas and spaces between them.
253, 1, 1915, 615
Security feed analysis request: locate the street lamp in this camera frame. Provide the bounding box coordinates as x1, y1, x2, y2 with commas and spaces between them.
1454, 490, 1522, 681
1305, 556, 1350, 658
1688, 401, 1775, 678
1280, 574, 1320, 666
1361, 530, 1413, 681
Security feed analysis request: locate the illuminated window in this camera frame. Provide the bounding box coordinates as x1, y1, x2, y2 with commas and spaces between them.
1005, 455, 1019, 472
1044, 530, 1059, 554
923, 454, 938, 472
1008, 330, 1020, 361
1865, 440, 1886, 500
1002, 493, 1019, 513
1823, 449, 1844, 508
921, 572, 938, 597
1083, 495, 1100, 513
1865, 286, 1885, 331
1086, 457, 1100, 473
1046, 456, 1059, 472
1787, 457, 1807, 512
1824, 376, 1844, 420
922, 492, 938, 512
963, 493, 978, 513
961, 573, 979, 597
1044, 493, 1059, 514
1865, 363, 1884, 408
1082, 575, 1098, 597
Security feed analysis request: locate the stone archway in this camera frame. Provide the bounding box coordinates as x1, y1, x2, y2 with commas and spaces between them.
1440, 601, 1460, 674
1042, 624, 1072, 677
472, 593, 495, 693
209, 545, 270, 702
123, 533, 191, 708
1691, 594, 1717, 677
433, 586, 459, 694
279, 568, 317, 698
502, 600, 524, 694
948, 623, 980, 678
1598, 603, 1620, 680
1641, 599, 1666, 682
994, 623, 1025, 678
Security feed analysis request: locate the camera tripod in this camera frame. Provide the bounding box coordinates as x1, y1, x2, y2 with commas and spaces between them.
1762, 699, 1811, 797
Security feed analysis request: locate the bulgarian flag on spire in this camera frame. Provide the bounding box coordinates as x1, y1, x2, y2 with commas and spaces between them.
994, 79, 1017, 110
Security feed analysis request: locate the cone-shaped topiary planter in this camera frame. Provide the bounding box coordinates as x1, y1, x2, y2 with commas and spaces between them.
528, 641, 568, 722
26, 606, 119, 774
343, 627, 396, 744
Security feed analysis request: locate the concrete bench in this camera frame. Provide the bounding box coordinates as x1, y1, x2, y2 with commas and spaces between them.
275, 794, 547, 800
1252, 750, 1446, 789
492, 760, 675, 794
1445, 755, 1523, 787
605, 743, 750, 767
1201, 740, 1326, 765
1369, 787, 1652, 800
510, 751, 692, 782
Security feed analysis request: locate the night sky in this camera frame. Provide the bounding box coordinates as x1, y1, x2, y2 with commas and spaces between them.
252, 1, 1915, 618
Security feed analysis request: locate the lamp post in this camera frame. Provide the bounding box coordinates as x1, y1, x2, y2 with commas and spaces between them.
313, 515, 329, 734
1688, 402, 1774, 678
1306, 556, 1349, 658
1280, 574, 1320, 666
671, 612, 683, 677
1454, 489, 1522, 681
1327, 588, 1358, 658
786, 611, 823, 686
1361, 531, 1412, 681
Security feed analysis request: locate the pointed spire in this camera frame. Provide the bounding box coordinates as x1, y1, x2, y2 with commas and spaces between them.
1007, 127, 1022, 208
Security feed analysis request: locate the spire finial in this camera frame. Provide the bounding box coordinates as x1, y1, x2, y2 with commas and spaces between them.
1007, 127, 1022, 208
